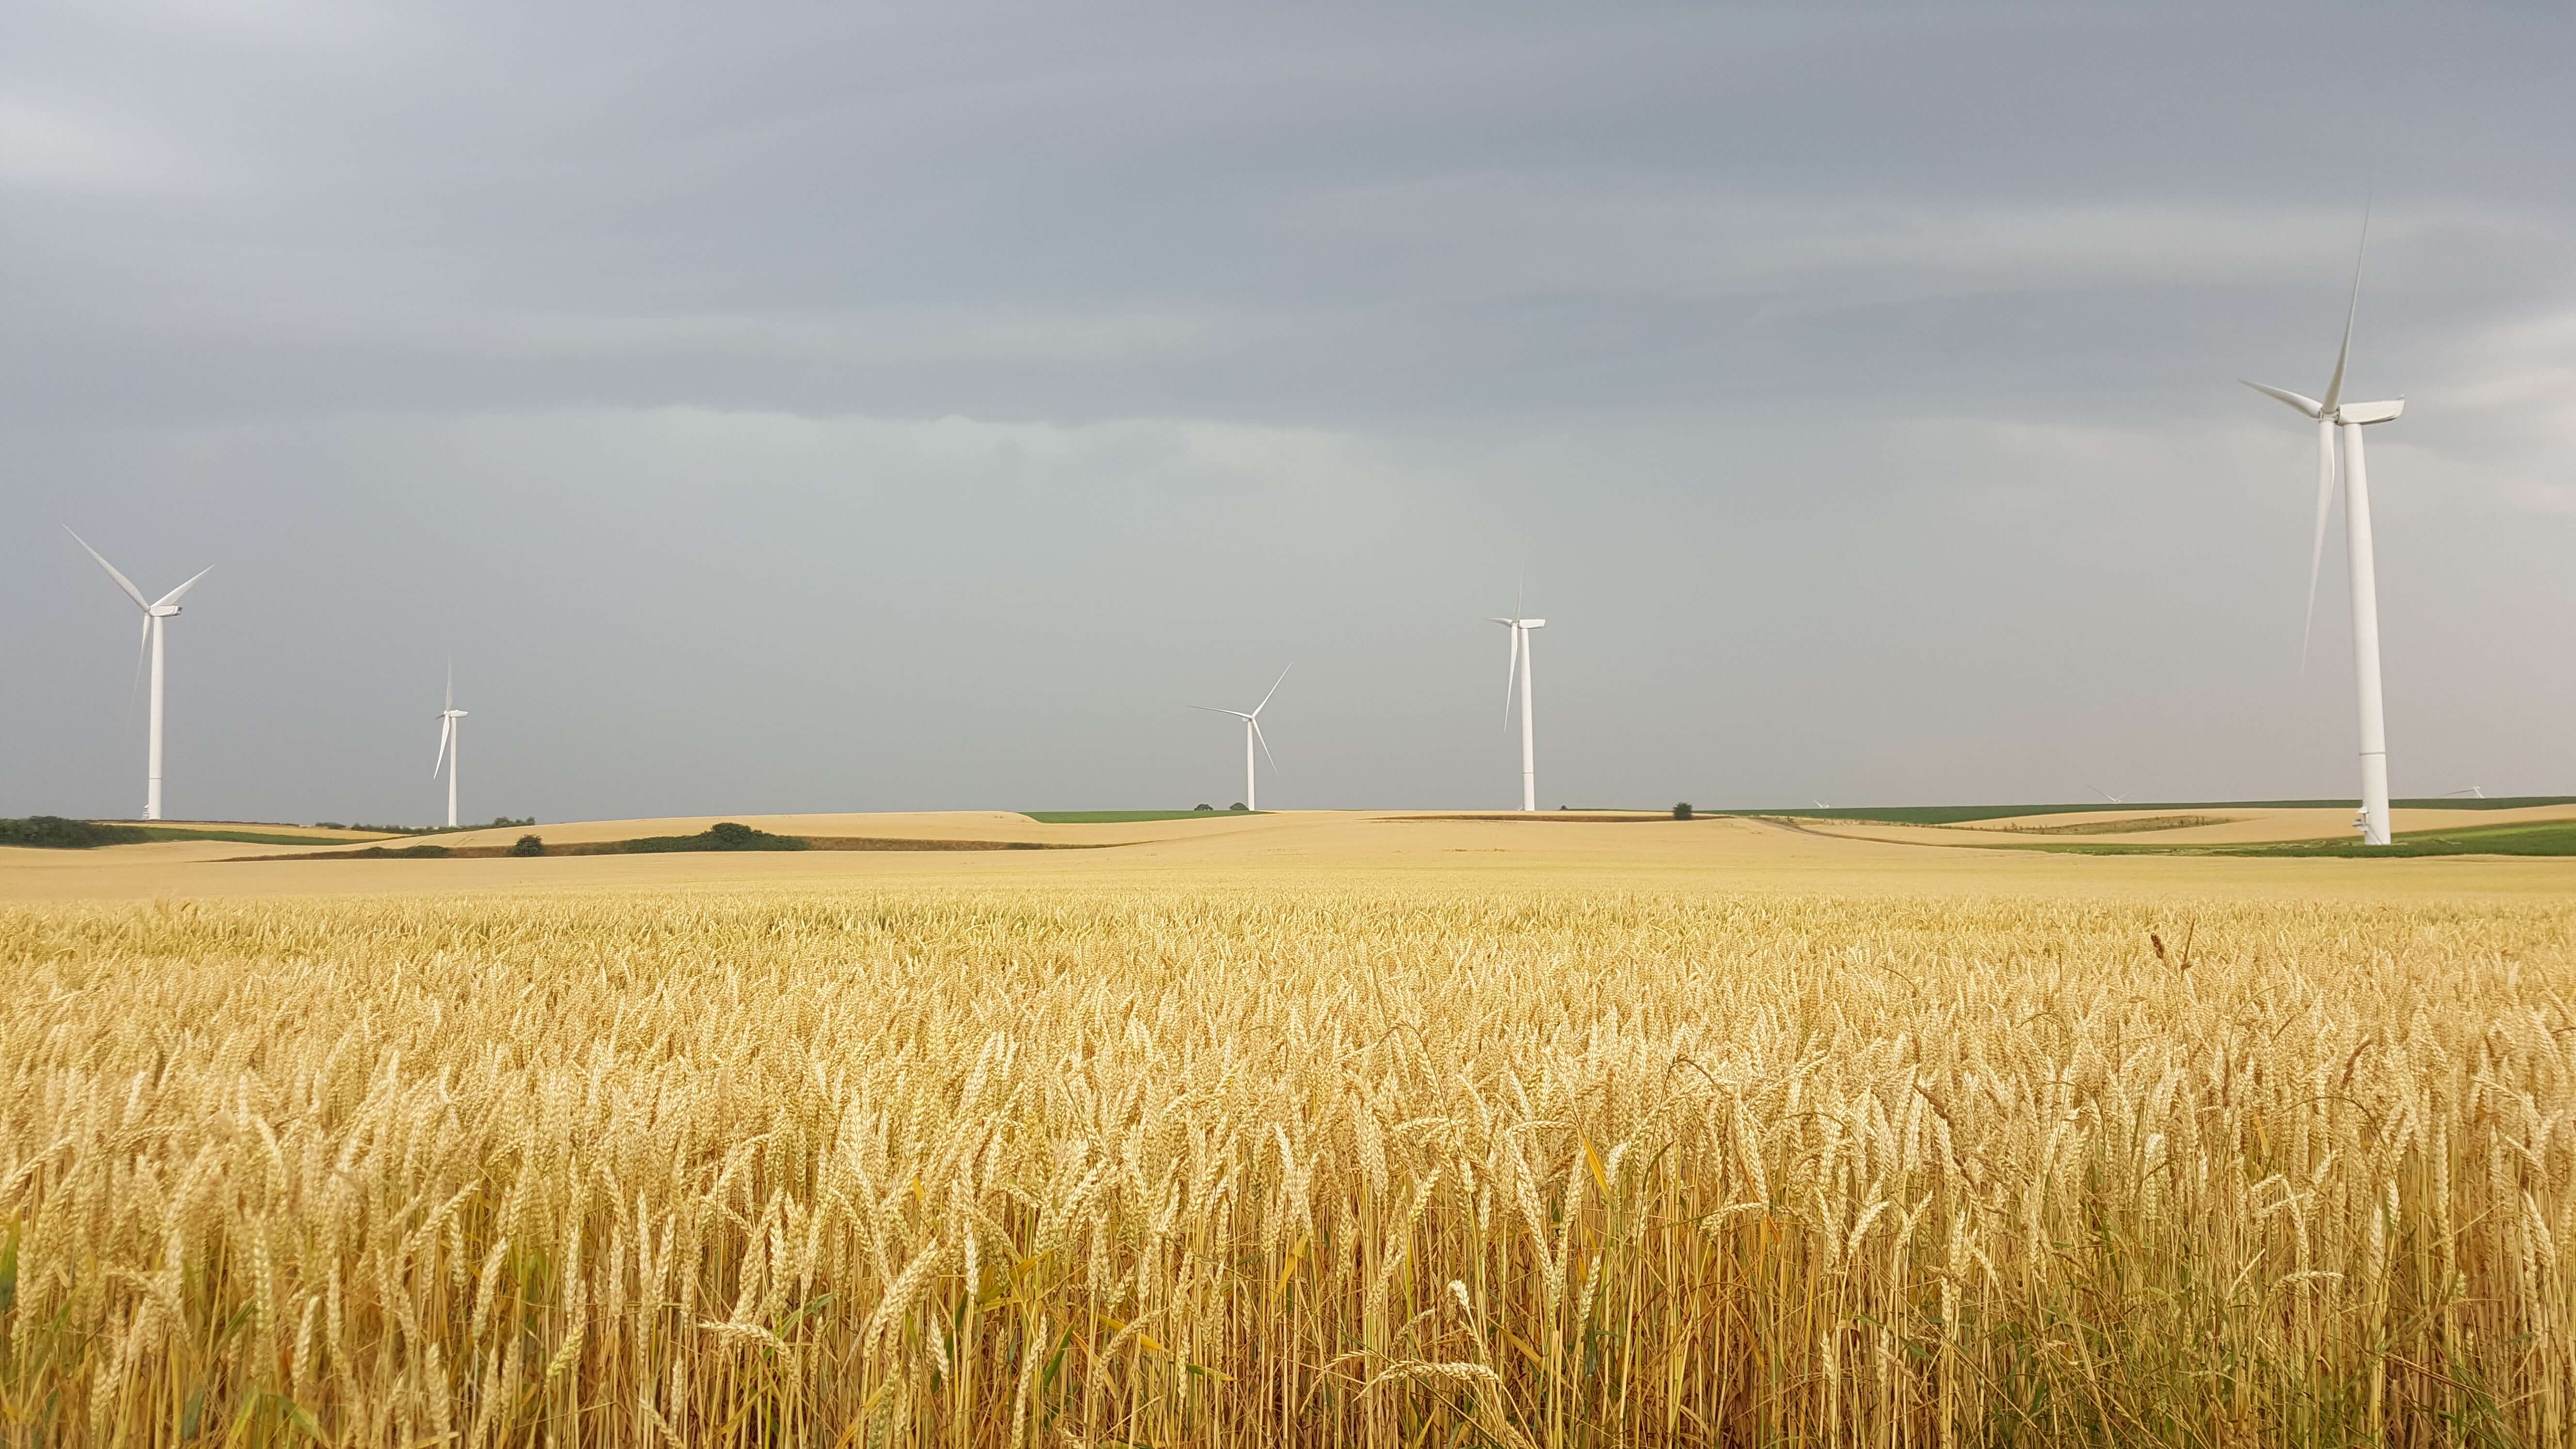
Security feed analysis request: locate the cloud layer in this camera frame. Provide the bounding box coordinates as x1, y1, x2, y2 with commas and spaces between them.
5, 3, 2570, 820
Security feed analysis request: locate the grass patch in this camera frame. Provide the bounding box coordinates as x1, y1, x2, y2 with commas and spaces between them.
581, 821, 809, 854
312, 816, 534, 836
1713, 796, 2576, 825
1983, 814, 2237, 836
4, 819, 379, 849
339, 843, 456, 859
1982, 819, 2576, 858
0, 817, 153, 849
131, 826, 398, 847
2225, 819, 2576, 857
1727, 804, 2141, 824
2385, 794, 2576, 810
1020, 810, 1261, 824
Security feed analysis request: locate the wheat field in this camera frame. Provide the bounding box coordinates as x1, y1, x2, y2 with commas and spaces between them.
3, 882, 2572, 1447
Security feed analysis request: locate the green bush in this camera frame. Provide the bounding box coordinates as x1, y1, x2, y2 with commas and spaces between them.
0, 817, 152, 849
1674, 803, 1693, 820
1229, 802, 1249, 812
509, 834, 546, 857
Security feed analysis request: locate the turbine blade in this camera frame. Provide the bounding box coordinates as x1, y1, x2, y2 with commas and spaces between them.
153, 565, 213, 609
2300, 419, 2336, 669
2321, 205, 2368, 413
132, 617, 151, 697
445, 658, 453, 712
1251, 663, 1291, 718
1502, 625, 1521, 724
65, 527, 150, 610
2241, 381, 2323, 418
1188, 705, 1252, 719
1251, 717, 1279, 777
434, 715, 452, 777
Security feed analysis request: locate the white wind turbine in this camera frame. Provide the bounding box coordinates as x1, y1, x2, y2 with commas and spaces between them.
1189, 665, 1289, 811
66, 528, 212, 821
1491, 612, 1546, 811
2244, 215, 2406, 845
432, 664, 468, 828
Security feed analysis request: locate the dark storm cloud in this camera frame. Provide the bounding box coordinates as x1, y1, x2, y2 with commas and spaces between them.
4, 2, 2571, 822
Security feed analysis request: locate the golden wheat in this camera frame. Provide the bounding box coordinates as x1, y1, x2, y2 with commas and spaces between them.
2, 886, 2571, 1446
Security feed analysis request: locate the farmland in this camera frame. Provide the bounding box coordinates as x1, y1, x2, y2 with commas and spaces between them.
2, 810, 2573, 1446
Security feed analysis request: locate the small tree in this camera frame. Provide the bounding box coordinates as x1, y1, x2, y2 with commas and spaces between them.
1193, 804, 1214, 812
509, 834, 546, 857
1229, 802, 1249, 812
1673, 802, 1693, 820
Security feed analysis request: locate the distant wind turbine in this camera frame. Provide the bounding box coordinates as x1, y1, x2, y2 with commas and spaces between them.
1189, 665, 1289, 811
2090, 785, 2132, 806
2244, 211, 2407, 846
66, 528, 211, 821
1492, 612, 1546, 811
432, 663, 469, 828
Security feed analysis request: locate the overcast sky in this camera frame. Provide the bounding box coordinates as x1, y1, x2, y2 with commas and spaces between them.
5, 2, 2571, 823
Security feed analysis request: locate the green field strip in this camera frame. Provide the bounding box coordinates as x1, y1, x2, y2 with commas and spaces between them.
1020, 810, 1265, 823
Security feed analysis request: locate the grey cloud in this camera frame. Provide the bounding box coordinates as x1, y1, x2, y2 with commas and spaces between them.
3, 2, 2570, 822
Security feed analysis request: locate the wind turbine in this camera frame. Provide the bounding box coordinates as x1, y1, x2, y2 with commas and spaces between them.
432, 664, 468, 828
66, 528, 211, 821
2090, 785, 2132, 806
1189, 665, 1288, 811
1491, 612, 1546, 811
2244, 214, 2406, 846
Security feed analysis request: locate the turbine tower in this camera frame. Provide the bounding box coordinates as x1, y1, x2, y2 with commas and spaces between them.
1189, 665, 1289, 812
433, 664, 468, 829
2244, 216, 2406, 846
1492, 613, 1546, 811
66, 528, 211, 821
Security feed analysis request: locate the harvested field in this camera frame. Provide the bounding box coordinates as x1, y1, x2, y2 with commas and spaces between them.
239, 831, 1119, 862
3, 827, 2573, 1446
